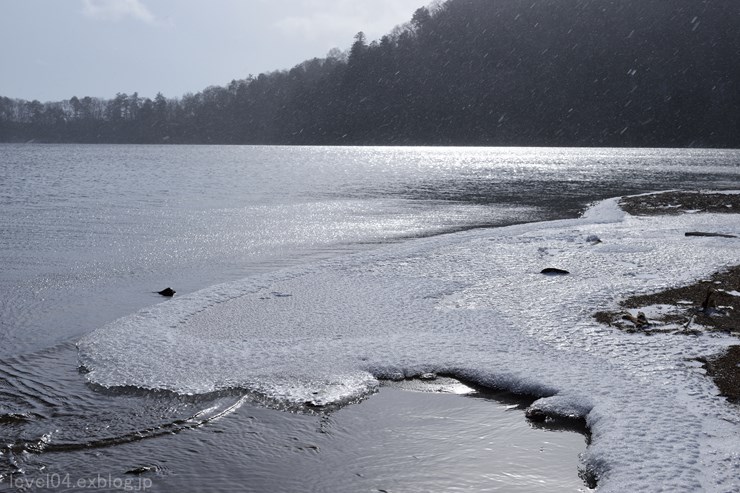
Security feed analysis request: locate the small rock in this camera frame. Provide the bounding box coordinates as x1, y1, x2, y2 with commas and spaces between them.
157, 287, 176, 297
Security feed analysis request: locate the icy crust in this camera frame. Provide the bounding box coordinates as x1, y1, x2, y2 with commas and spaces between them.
78, 196, 740, 492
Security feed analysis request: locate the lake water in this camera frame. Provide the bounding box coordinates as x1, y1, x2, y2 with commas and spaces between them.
1, 144, 738, 492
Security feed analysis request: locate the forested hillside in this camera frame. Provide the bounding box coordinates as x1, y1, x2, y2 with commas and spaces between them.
2, 0, 738, 147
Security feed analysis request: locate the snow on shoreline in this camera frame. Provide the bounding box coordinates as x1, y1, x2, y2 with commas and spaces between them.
78, 194, 740, 492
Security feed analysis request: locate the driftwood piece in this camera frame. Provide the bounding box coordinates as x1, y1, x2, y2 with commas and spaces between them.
701, 289, 715, 312
685, 231, 737, 239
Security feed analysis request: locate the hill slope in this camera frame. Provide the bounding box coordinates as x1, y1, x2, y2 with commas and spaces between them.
2, 0, 738, 147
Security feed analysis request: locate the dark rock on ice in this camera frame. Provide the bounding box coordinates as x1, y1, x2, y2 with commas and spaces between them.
156, 287, 176, 297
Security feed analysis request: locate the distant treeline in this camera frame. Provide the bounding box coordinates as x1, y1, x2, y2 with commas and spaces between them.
2, 0, 739, 147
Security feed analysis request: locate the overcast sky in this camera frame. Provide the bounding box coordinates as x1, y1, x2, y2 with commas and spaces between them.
0, 0, 426, 102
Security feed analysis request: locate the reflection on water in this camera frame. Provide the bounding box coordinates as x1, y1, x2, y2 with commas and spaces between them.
2, 145, 738, 354
3, 370, 590, 493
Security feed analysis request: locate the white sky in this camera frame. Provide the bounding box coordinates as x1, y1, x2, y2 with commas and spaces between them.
0, 0, 426, 102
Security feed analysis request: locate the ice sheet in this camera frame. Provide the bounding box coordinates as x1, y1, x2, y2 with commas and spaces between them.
78, 195, 740, 492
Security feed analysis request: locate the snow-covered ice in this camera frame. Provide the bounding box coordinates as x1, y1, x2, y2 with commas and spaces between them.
78, 195, 740, 492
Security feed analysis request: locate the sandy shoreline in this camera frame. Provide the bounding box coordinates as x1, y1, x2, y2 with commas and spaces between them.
595, 190, 740, 403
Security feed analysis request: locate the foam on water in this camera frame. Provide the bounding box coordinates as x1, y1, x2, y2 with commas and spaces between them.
78, 194, 740, 492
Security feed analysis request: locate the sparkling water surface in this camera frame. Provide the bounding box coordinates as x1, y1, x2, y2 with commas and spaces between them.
1, 144, 738, 491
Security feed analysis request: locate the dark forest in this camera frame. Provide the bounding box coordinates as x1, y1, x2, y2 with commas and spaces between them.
2, 0, 738, 147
